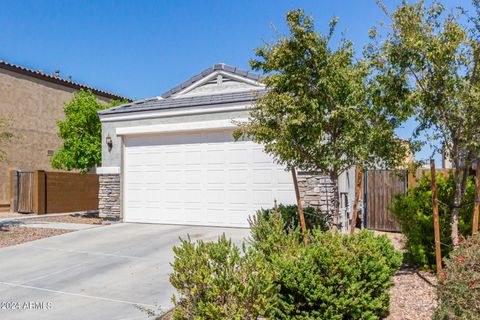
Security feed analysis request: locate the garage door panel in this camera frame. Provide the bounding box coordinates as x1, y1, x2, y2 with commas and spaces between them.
206, 189, 225, 204
226, 148, 249, 164
227, 169, 249, 184
252, 169, 274, 184
124, 129, 295, 227
206, 149, 225, 165
206, 169, 225, 184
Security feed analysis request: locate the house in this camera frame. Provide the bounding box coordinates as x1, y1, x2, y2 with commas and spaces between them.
97, 64, 352, 228
0, 60, 128, 209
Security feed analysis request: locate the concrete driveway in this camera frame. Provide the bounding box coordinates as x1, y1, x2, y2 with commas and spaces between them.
0, 223, 250, 320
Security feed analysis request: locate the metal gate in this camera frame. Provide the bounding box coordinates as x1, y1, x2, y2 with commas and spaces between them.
364, 170, 407, 232
17, 171, 34, 213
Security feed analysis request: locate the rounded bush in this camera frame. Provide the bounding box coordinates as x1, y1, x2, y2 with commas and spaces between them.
433, 233, 480, 319
170, 211, 402, 319
270, 230, 402, 319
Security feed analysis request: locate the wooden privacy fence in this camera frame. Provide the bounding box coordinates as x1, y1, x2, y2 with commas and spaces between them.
16, 171, 34, 213
10, 170, 99, 214
364, 170, 407, 232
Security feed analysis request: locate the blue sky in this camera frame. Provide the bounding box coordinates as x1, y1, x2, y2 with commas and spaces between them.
0, 0, 473, 162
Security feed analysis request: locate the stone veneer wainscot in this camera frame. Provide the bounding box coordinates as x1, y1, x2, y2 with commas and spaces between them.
98, 174, 121, 220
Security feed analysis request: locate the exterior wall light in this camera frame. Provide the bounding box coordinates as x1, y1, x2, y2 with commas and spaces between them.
106, 135, 113, 151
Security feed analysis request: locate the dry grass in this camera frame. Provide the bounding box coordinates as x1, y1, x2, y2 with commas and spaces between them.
0, 225, 71, 248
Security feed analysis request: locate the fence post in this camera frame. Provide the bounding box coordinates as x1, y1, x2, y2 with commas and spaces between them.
291, 167, 308, 246
430, 160, 442, 275
34, 170, 46, 214
473, 165, 480, 235
9, 170, 18, 213
407, 169, 416, 189
350, 166, 363, 234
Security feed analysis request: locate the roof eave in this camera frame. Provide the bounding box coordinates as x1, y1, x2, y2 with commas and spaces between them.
0, 60, 130, 101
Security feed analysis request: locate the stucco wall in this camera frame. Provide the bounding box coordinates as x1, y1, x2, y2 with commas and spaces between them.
101, 109, 249, 167
0, 68, 111, 205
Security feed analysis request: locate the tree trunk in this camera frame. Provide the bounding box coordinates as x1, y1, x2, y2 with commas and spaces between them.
452, 165, 461, 245
330, 172, 340, 231
350, 166, 363, 234
460, 161, 470, 199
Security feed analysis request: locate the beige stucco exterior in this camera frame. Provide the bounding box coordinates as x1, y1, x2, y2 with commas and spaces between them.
0, 67, 116, 206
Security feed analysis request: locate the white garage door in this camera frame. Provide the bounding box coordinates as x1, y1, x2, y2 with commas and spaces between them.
124, 129, 295, 227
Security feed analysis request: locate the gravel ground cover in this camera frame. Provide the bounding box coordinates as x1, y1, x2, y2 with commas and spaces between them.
386, 268, 437, 319
0, 225, 71, 248
0, 210, 29, 219
30, 214, 105, 225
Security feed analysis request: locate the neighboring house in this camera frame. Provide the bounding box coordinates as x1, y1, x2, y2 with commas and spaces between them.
0, 60, 128, 208
97, 64, 354, 228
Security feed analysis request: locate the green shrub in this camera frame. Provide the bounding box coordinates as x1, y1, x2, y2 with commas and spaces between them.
170, 212, 402, 319
433, 233, 480, 320
391, 174, 474, 269
169, 235, 276, 320
255, 204, 330, 233
248, 208, 304, 260
269, 229, 402, 320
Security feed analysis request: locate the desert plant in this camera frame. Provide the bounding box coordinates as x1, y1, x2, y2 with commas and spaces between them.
391, 174, 474, 269
256, 204, 329, 232
169, 235, 276, 320
433, 233, 480, 319
269, 229, 402, 319
248, 207, 305, 261
170, 211, 401, 319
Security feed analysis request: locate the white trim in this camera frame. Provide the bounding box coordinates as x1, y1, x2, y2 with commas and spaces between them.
173, 71, 264, 97
116, 119, 247, 136
95, 166, 120, 174
99, 104, 249, 123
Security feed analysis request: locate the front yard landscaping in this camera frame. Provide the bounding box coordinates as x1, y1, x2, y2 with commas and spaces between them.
30, 213, 105, 225
387, 269, 437, 320
0, 225, 71, 248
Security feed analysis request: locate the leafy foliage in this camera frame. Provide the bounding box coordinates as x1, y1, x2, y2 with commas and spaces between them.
391, 174, 474, 269
254, 204, 329, 233
433, 233, 480, 319
170, 210, 402, 319
270, 230, 402, 320
236, 9, 408, 226
169, 235, 276, 319
50, 90, 125, 172
370, 1, 480, 243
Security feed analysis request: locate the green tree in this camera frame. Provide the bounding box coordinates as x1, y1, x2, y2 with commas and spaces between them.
370, 1, 480, 244
236, 9, 408, 228
51, 90, 125, 172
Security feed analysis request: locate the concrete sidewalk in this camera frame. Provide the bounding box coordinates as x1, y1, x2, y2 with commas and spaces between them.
0, 223, 250, 320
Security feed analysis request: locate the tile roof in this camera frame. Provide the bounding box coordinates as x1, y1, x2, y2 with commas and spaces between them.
98, 89, 265, 115
99, 63, 264, 116
161, 63, 262, 98
0, 60, 130, 101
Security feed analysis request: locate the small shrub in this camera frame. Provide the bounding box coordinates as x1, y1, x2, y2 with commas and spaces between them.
255, 204, 330, 233
248, 208, 303, 260
169, 235, 276, 319
391, 174, 474, 269
170, 212, 402, 319
269, 230, 402, 319
433, 233, 480, 320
